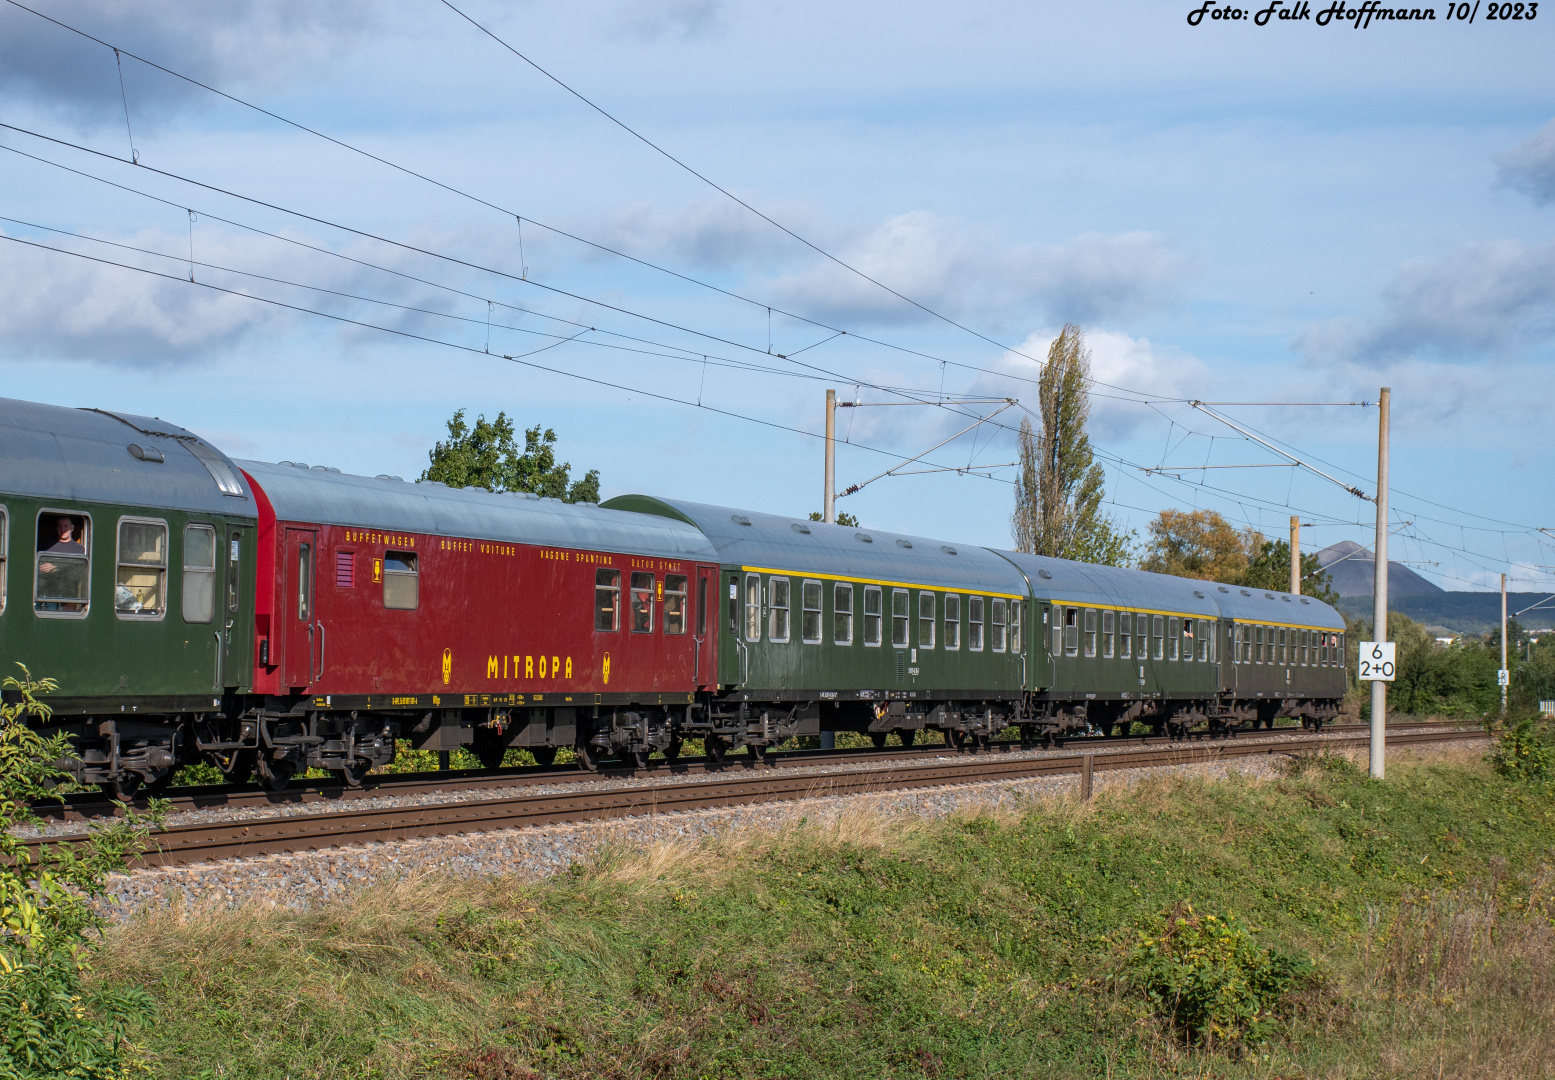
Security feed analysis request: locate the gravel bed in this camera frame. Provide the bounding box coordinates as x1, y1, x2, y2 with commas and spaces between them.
97, 734, 1487, 922
14, 723, 1467, 842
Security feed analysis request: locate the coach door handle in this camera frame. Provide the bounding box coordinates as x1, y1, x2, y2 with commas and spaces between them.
213, 632, 223, 692
316, 621, 326, 680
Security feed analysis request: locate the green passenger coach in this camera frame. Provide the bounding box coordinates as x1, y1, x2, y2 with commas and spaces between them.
602, 497, 1033, 750
0, 399, 257, 795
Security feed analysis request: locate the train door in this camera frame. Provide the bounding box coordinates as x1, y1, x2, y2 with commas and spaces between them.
282, 528, 317, 691
1219, 619, 1237, 693
219, 523, 245, 690
693, 563, 718, 689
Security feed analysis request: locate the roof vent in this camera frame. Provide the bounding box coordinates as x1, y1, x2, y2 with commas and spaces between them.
941, 545, 957, 556
1240, 589, 1251, 596
127, 443, 163, 463
1217, 586, 1230, 593
1299, 597, 1311, 604
418, 479, 447, 488
1193, 590, 1206, 599
855, 532, 872, 543
1281, 595, 1292, 602
791, 523, 811, 534
1264, 592, 1276, 600
279, 460, 294, 467
1037, 568, 1052, 580
896, 539, 912, 549
374, 474, 404, 482
512, 492, 539, 500
731, 514, 752, 526
291, 462, 310, 470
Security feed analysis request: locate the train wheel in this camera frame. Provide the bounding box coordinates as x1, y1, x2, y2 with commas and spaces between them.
575, 742, 601, 772
747, 742, 763, 760
870, 732, 888, 749
474, 744, 507, 770
100, 772, 142, 802
257, 755, 295, 792
218, 749, 255, 786
664, 738, 683, 765
333, 758, 371, 788
944, 729, 965, 751
530, 747, 558, 768
900, 729, 916, 748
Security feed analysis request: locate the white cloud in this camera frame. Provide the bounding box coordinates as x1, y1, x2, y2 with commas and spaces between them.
0, 0, 397, 125
1296, 237, 1555, 361
608, 0, 727, 41
1496, 119, 1555, 207
767, 212, 1189, 328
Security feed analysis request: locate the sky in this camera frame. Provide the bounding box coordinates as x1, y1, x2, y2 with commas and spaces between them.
2, 0, 1553, 598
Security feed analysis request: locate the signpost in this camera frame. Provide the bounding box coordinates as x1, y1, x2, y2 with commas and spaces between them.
1358, 641, 1396, 682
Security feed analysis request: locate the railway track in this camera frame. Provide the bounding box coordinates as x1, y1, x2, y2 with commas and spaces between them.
21, 727, 1485, 869
29, 719, 1472, 823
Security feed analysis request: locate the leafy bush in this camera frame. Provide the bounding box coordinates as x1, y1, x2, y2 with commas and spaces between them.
0, 665, 160, 1079
1128, 905, 1314, 1050
1490, 719, 1555, 784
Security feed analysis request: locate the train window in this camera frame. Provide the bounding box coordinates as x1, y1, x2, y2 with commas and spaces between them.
801, 580, 823, 644
182, 524, 217, 624
1138, 614, 1149, 657
863, 585, 882, 646
1152, 615, 1165, 661
0, 506, 8, 615
34, 511, 89, 617
918, 592, 935, 649
768, 577, 791, 642
630, 572, 654, 633
991, 600, 1007, 653
944, 594, 960, 650
969, 597, 984, 651
1063, 606, 1078, 656
228, 531, 242, 613
114, 519, 167, 619
745, 573, 761, 642
697, 575, 708, 636
891, 589, 909, 648
596, 569, 621, 631
665, 574, 688, 635
728, 574, 740, 634
1102, 610, 1115, 658
1084, 608, 1097, 658
1231, 625, 1240, 663
1119, 611, 1131, 659
1167, 616, 1180, 660
1010, 601, 1021, 651
297, 543, 312, 622
1300, 629, 1308, 665
1186, 619, 1200, 662
1282, 627, 1291, 664
383, 551, 419, 610
835, 583, 854, 645
1197, 621, 1210, 662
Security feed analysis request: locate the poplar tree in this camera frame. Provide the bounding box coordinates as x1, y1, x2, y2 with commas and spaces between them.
1011, 325, 1134, 565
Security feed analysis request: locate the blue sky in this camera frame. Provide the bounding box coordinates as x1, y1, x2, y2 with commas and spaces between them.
2, 0, 1552, 596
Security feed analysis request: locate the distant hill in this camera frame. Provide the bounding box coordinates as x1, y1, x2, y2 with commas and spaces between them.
1316, 540, 1444, 598
1334, 592, 1555, 636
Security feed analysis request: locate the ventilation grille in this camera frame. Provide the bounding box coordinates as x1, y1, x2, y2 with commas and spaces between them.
336, 550, 355, 588
896, 651, 906, 684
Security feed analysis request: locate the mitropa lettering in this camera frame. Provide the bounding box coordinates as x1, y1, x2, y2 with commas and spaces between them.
486, 653, 573, 682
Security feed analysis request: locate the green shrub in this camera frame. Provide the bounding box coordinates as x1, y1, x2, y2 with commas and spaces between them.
1128, 905, 1314, 1050
0, 665, 160, 1079
1490, 719, 1555, 783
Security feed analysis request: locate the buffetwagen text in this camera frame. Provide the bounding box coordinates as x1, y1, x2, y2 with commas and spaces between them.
1188, 1, 1537, 24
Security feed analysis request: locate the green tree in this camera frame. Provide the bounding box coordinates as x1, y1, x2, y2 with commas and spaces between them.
422, 409, 601, 503
1, 666, 160, 1078
1010, 325, 1132, 565
1140, 509, 1262, 583
1242, 539, 1340, 604
808, 511, 860, 528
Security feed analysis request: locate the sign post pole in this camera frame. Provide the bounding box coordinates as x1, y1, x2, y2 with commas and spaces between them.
1370, 388, 1390, 779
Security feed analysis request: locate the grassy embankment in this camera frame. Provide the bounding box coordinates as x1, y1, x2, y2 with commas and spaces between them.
102, 738, 1555, 1079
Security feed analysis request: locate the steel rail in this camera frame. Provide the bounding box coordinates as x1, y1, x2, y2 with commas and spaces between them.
29, 720, 1469, 822
19, 728, 1484, 869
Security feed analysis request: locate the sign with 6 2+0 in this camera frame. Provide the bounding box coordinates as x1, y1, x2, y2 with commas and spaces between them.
1358, 641, 1396, 682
